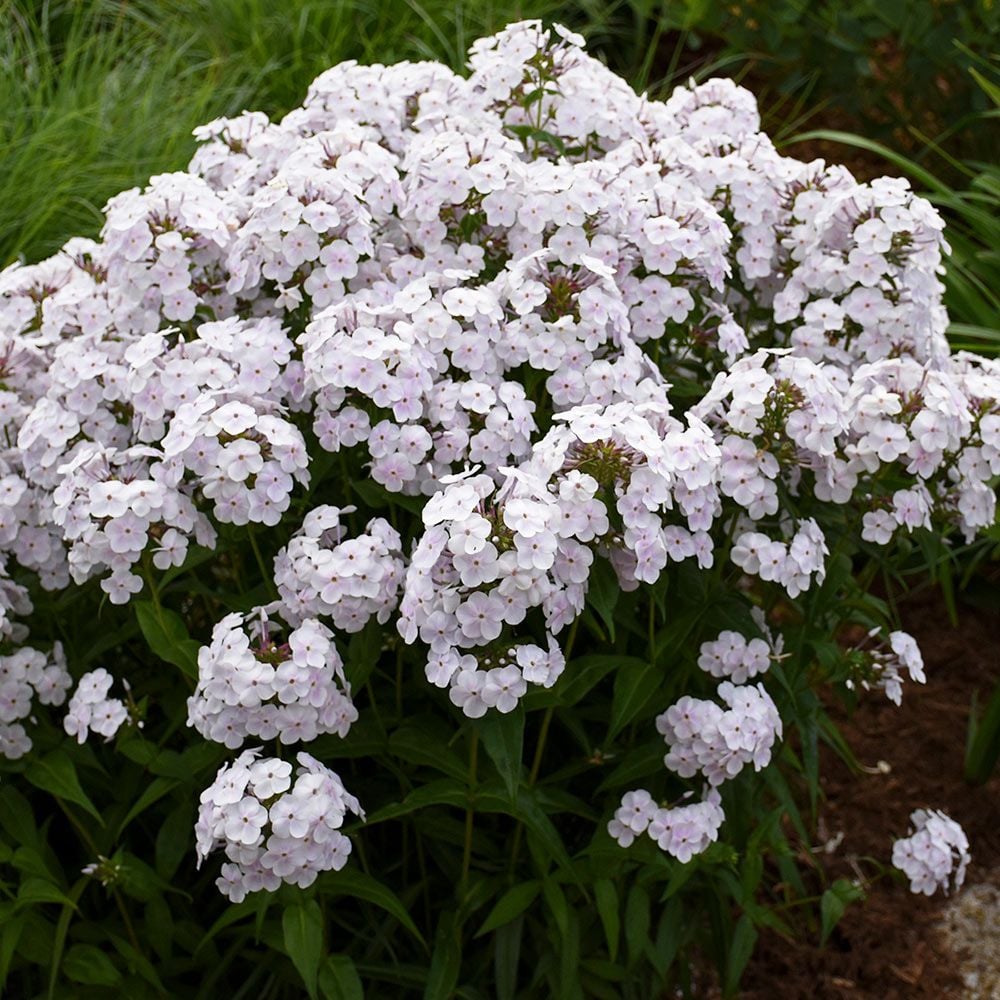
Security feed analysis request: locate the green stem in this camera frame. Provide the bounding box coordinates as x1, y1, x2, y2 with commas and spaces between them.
112, 887, 143, 956
527, 708, 554, 789
141, 554, 163, 621
394, 643, 404, 720
508, 618, 581, 872
55, 799, 143, 958
354, 831, 372, 877
461, 731, 479, 892
247, 526, 276, 598
141, 557, 196, 692
648, 598, 656, 665
366, 680, 386, 738
526, 616, 579, 785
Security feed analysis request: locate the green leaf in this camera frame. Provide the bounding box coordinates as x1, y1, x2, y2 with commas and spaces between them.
650, 897, 683, 978
0, 786, 36, 846
24, 750, 103, 824
662, 856, 701, 901
108, 928, 167, 992
820, 878, 865, 945
723, 914, 757, 997
119, 851, 182, 903
782, 130, 951, 194
493, 917, 523, 1000
159, 543, 216, 589
596, 739, 664, 792
608, 660, 661, 741
321, 868, 425, 946
48, 879, 89, 1000
970, 66, 1000, 109
593, 880, 620, 961
624, 885, 650, 967
62, 943, 122, 987
16, 877, 78, 910
320, 955, 364, 1000
764, 766, 810, 845
966, 674, 1000, 783
144, 895, 174, 963
424, 911, 461, 1000
134, 600, 200, 679
475, 881, 540, 937
796, 688, 821, 815
508, 789, 576, 878
195, 895, 268, 954
118, 738, 158, 768
389, 717, 467, 781
11, 846, 60, 883
948, 322, 1000, 348
283, 899, 324, 1000
558, 908, 582, 1000
740, 850, 765, 901
155, 800, 194, 881
77, 617, 141, 669
529, 655, 645, 709
116, 776, 180, 837
937, 552, 959, 627
0, 914, 24, 988
505, 124, 567, 156
476, 707, 524, 802
363, 778, 467, 826
587, 561, 620, 642
652, 602, 705, 662
344, 620, 383, 689
542, 879, 570, 940
349, 479, 424, 516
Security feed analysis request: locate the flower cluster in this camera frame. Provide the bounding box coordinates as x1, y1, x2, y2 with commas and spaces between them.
195, 749, 363, 902
607, 788, 724, 862
892, 809, 970, 896
847, 629, 926, 706
614, 620, 929, 865
63, 668, 130, 745
0, 643, 71, 758
609, 660, 782, 861
398, 400, 721, 715
272, 505, 404, 632
697, 629, 774, 684
187, 610, 357, 748
658, 680, 783, 787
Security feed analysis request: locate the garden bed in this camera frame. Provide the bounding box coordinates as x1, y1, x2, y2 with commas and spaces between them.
740, 579, 1000, 999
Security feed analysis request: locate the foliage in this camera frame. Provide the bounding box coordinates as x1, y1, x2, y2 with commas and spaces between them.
628, 0, 1000, 163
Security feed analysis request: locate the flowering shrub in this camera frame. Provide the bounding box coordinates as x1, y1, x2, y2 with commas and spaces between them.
0, 19, 995, 996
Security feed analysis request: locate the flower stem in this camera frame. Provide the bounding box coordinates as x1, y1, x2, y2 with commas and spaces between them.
247, 525, 276, 598
508, 618, 581, 872
527, 707, 553, 788
461, 730, 478, 891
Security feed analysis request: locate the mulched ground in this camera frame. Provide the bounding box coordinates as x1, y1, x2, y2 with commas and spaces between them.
737, 577, 1000, 999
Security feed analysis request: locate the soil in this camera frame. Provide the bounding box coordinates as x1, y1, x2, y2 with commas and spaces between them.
738, 578, 1000, 999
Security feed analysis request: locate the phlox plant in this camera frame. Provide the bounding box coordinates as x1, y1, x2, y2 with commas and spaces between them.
0, 20, 995, 999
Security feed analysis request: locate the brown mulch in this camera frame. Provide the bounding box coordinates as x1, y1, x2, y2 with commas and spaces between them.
739, 581, 1000, 999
